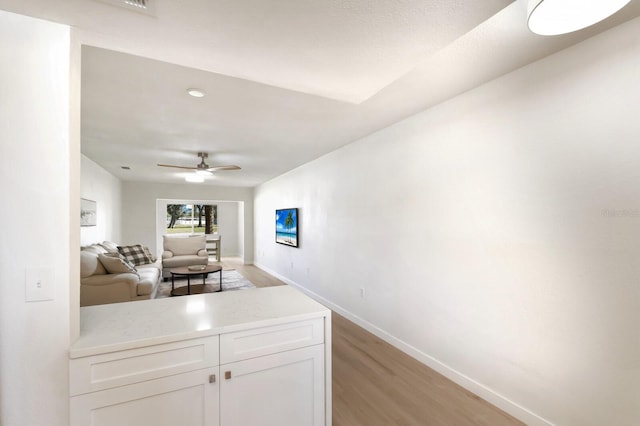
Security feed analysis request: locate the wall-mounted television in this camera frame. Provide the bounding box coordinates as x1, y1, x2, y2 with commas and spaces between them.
275, 208, 298, 247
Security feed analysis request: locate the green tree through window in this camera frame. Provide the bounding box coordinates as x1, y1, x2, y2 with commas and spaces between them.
166, 204, 217, 234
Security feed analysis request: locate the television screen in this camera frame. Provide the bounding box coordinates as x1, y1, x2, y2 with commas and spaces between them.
275, 208, 298, 247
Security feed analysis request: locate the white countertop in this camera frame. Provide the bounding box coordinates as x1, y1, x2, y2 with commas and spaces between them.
70, 286, 330, 358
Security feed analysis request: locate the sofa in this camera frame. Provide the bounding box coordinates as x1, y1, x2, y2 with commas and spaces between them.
161, 234, 209, 278
80, 241, 162, 306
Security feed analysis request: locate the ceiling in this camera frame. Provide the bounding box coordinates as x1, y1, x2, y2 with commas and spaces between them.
1, 0, 639, 187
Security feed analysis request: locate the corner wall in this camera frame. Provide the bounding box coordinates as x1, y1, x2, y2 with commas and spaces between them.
0, 10, 72, 425
254, 17, 640, 426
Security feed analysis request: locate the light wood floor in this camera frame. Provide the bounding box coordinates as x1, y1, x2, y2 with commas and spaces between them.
216, 257, 284, 288
220, 258, 524, 426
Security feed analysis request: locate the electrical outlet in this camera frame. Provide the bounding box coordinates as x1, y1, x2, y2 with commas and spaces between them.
290, 261, 294, 269
360, 287, 365, 298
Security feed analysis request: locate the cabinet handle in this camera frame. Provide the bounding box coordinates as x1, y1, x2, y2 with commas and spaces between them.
225, 371, 232, 380
209, 374, 216, 384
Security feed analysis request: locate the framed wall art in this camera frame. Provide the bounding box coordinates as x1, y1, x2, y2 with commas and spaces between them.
81, 198, 97, 226
275, 208, 298, 247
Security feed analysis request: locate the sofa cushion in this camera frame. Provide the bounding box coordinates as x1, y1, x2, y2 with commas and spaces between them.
136, 268, 160, 296
138, 259, 162, 272
162, 254, 210, 269
118, 244, 152, 266
99, 241, 119, 253
98, 253, 138, 275
163, 235, 206, 256
80, 251, 106, 278
81, 244, 108, 255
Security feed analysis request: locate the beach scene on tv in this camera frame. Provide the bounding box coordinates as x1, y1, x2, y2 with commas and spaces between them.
276, 208, 298, 247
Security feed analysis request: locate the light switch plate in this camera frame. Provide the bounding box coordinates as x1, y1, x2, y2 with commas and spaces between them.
25, 267, 54, 302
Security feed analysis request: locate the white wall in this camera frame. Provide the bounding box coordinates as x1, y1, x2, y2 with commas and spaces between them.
238, 201, 245, 258
216, 201, 240, 256
122, 181, 254, 262
0, 10, 72, 425
80, 154, 122, 246
155, 199, 241, 257
254, 17, 640, 426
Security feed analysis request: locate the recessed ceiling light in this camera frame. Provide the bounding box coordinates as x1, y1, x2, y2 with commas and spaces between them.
527, 0, 631, 36
187, 88, 205, 98
185, 174, 205, 183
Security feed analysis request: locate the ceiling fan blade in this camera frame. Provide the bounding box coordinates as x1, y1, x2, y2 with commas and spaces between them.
157, 164, 197, 170
207, 165, 241, 172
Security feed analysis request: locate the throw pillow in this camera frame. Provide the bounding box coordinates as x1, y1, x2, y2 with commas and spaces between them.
98, 253, 138, 275
141, 245, 157, 263
118, 244, 151, 266
99, 241, 119, 253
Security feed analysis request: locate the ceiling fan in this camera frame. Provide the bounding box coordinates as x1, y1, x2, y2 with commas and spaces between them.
157, 152, 241, 175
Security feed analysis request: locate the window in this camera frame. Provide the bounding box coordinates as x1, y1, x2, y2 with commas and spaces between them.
166, 204, 217, 235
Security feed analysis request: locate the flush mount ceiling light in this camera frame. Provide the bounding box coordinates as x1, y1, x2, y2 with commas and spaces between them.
187, 88, 205, 98
184, 174, 205, 183
527, 0, 631, 36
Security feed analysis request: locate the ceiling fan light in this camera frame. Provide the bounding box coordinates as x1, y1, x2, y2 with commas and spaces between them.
185, 174, 204, 183
195, 169, 212, 176
527, 0, 631, 36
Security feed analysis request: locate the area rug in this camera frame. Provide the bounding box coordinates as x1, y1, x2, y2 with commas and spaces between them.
155, 269, 255, 298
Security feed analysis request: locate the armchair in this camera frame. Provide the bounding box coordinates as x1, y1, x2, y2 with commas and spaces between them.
161, 234, 209, 278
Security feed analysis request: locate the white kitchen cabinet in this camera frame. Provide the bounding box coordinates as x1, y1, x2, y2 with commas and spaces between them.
70, 367, 220, 426
69, 287, 332, 426
220, 345, 325, 426
70, 336, 220, 426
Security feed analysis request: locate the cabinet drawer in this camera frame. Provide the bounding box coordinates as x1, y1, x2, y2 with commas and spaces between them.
70, 336, 219, 396
220, 318, 324, 364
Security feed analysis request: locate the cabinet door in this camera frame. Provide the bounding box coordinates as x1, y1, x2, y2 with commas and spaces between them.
71, 367, 220, 426
220, 345, 325, 426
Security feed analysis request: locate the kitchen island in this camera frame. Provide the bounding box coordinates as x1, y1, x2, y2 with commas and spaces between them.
69, 285, 332, 426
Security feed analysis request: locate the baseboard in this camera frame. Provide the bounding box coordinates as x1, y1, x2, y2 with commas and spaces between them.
254, 262, 554, 426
